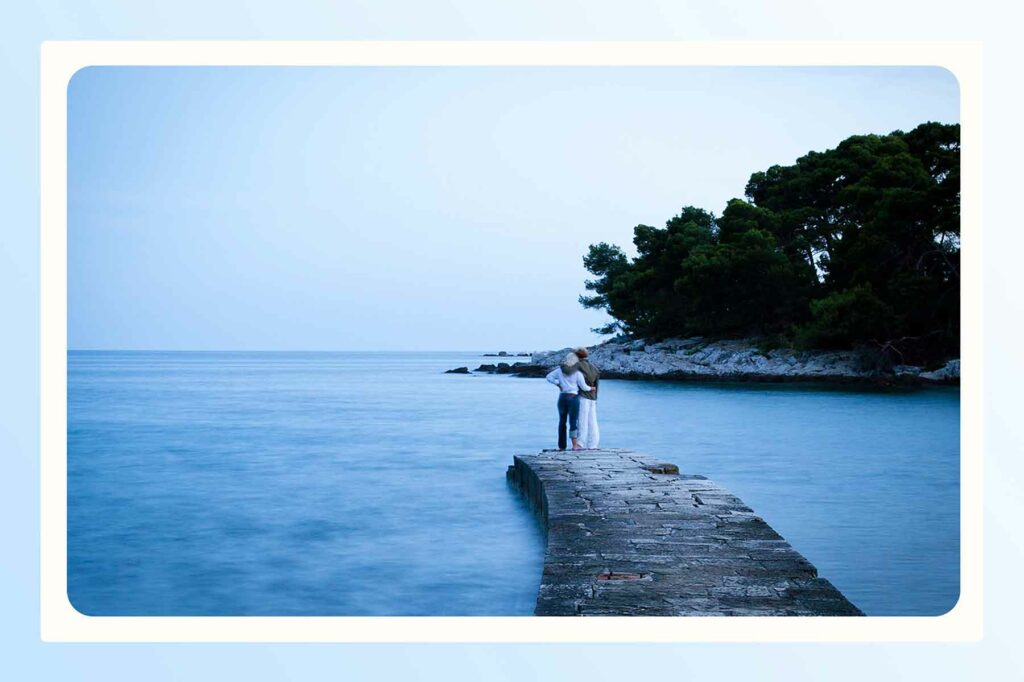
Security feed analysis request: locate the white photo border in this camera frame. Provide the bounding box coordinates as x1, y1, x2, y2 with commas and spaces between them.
41, 40, 983, 642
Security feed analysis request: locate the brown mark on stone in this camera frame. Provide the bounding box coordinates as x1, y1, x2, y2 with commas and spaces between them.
596, 571, 650, 581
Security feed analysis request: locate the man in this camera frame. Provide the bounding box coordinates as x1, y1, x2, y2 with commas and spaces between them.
573, 347, 600, 450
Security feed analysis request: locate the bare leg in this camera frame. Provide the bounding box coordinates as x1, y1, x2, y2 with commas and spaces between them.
571, 437, 583, 450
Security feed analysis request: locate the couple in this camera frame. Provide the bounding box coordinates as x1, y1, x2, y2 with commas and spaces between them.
544, 347, 600, 451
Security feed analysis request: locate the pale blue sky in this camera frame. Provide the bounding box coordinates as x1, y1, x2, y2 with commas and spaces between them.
68, 66, 959, 350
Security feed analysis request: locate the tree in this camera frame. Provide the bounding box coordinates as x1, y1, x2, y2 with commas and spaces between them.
678, 226, 804, 336
580, 121, 960, 363
581, 207, 715, 338
579, 242, 630, 334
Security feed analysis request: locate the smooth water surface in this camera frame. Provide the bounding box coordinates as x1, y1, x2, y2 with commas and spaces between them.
68, 351, 959, 616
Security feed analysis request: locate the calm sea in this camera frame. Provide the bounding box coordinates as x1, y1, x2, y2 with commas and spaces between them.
67, 351, 959, 616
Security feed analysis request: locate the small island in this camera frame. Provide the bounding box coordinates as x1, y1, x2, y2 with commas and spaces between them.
460, 337, 958, 385
451, 122, 961, 387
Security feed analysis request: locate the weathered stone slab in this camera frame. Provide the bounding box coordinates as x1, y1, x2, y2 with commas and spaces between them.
507, 449, 863, 617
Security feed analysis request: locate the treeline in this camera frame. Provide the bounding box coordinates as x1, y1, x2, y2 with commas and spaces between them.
580, 122, 960, 366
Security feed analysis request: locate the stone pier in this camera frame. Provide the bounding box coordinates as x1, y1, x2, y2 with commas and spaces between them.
507, 449, 863, 616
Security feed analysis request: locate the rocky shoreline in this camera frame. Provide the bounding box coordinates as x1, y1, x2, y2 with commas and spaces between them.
452, 337, 960, 386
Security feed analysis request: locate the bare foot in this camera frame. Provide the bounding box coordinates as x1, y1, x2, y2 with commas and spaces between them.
572, 445, 584, 451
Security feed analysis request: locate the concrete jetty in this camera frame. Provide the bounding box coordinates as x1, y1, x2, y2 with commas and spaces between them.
507, 449, 863, 616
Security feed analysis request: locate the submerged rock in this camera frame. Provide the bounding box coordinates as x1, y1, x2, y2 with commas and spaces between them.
444, 366, 470, 374
509, 363, 549, 378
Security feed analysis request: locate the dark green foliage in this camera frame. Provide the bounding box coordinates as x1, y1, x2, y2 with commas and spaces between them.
579, 242, 631, 335
581, 122, 960, 364
794, 285, 894, 349
677, 227, 802, 336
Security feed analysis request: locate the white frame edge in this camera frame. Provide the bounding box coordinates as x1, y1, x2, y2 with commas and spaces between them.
40, 40, 983, 642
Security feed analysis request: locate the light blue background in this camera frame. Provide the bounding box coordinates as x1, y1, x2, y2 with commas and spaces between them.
3, 1, 1022, 680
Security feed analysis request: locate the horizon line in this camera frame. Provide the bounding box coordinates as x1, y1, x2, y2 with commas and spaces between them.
67, 348, 541, 353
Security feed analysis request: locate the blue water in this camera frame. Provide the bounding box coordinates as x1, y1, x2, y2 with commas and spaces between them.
68, 351, 959, 616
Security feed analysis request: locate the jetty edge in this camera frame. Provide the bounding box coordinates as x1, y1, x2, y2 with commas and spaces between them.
507, 448, 863, 616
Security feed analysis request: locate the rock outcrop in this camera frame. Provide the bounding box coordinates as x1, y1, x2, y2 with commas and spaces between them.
481, 337, 960, 385
919, 359, 961, 382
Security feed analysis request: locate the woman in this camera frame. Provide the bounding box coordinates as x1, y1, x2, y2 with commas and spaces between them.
545, 352, 593, 451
